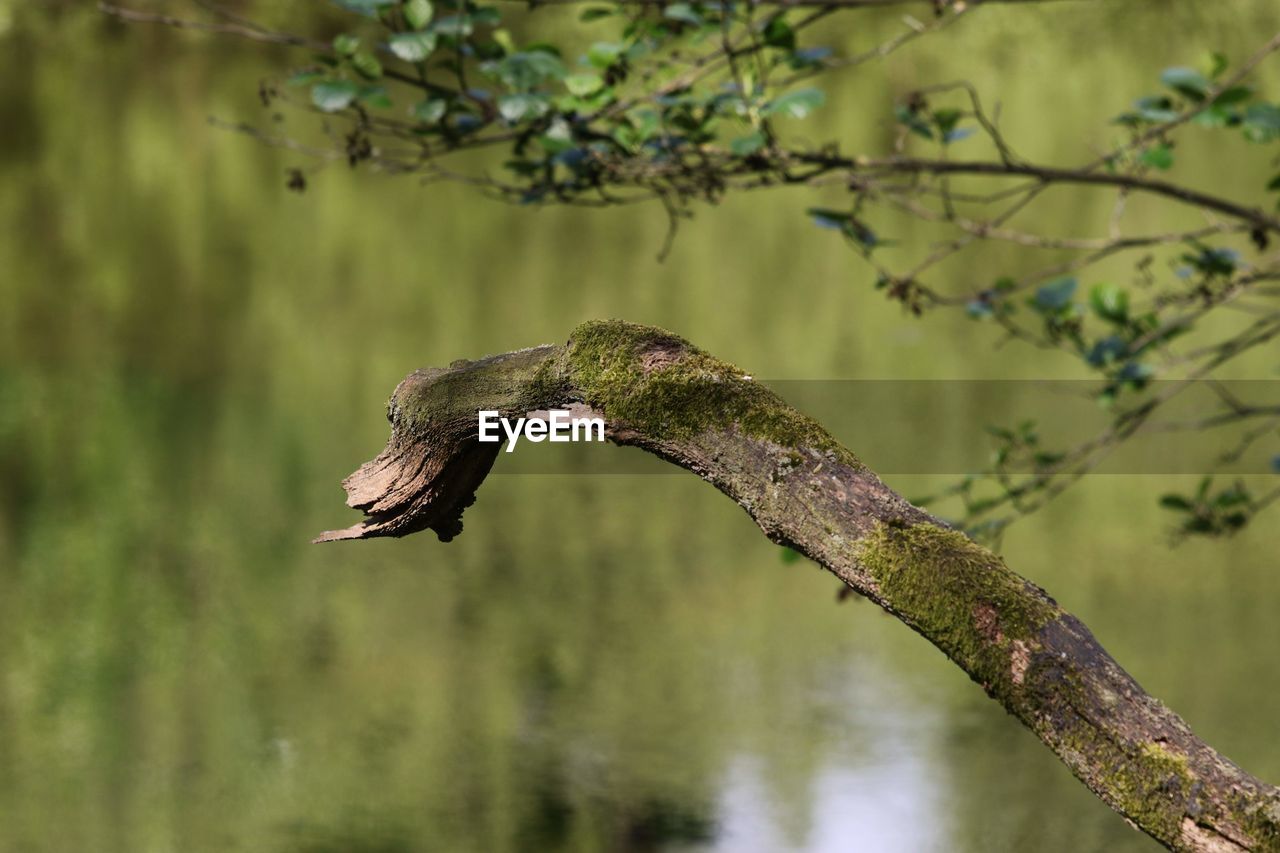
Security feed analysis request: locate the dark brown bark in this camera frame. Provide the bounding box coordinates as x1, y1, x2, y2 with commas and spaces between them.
795, 155, 1280, 237
317, 320, 1280, 852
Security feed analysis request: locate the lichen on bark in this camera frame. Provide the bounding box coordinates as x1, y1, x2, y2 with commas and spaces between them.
392, 345, 564, 435
566, 320, 862, 467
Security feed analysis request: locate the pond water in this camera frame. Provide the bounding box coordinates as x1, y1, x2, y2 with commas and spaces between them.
2, 3, 1279, 851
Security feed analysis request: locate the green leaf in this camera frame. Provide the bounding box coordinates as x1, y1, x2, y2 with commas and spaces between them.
1140, 143, 1174, 170
779, 547, 803, 565
412, 98, 447, 124
336, 0, 397, 13
663, 2, 702, 25
932, 108, 962, 135
431, 14, 473, 37
1213, 85, 1253, 106
1132, 96, 1180, 124
524, 43, 563, 58
1086, 336, 1127, 367
311, 80, 359, 112
730, 131, 766, 156
288, 69, 328, 87
1089, 284, 1129, 324
1032, 277, 1077, 312
579, 6, 614, 22
985, 424, 1015, 442
966, 299, 994, 319
492, 51, 566, 90
1202, 51, 1228, 80
806, 208, 850, 230
895, 105, 933, 139
1182, 246, 1239, 276
1117, 361, 1154, 387
351, 51, 383, 79
763, 87, 824, 119
1159, 494, 1194, 511
564, 73, 604, 96
489, 28, 515, 56
497, 92, 550, 122
587, 41, 623, 68
1244, 103, 1280, 142
1161, 66, 1210, 102
1033, 451, 1065, 468
333, 33, 360, 56
404, 0, 434, 30
1212, 486, 1250, 509
539, 117, 575, 153
470, 7, 502, 26
1248, 104, 1280, 126
806, 208, 877, 247
358, 85, 393, 109
1192, 104, 1236, 129
389, 31, 438, 61
762, 17, 796, 50
1267, 173, 1280, 191
628, 108, 660, 142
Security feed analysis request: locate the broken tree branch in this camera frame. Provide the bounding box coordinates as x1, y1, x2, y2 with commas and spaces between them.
318, 320, 1280, 852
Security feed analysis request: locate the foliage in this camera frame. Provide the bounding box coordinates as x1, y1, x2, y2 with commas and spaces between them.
106, 0, 1280, 544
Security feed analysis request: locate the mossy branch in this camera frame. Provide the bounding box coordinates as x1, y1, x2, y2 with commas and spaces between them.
318, 320, 1280, 852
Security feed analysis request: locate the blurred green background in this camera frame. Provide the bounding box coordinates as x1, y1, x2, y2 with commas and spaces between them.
2, 2, 1279, 851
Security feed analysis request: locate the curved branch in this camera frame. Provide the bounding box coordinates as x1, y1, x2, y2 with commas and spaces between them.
318, 320, 1280, 852
797, 154, 1280, 235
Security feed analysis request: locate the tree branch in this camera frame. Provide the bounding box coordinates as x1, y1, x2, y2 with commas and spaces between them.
98, 2, 329, 51
493, 0, 1078, 8
317, 320, 1280, 852
96, 2, 432, 90
795, 154, 1280, 235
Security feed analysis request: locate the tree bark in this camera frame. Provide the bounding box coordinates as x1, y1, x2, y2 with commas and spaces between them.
316, 320, 1280, 852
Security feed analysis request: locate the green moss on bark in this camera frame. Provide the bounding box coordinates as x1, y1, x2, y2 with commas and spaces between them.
857, 522, 1218, 844
1052, 729, 1197, 844
566, 320, 860, 465
1100, 742, 1194, 842
1239, 795, 1280, 851
856, 522, 1058, 689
